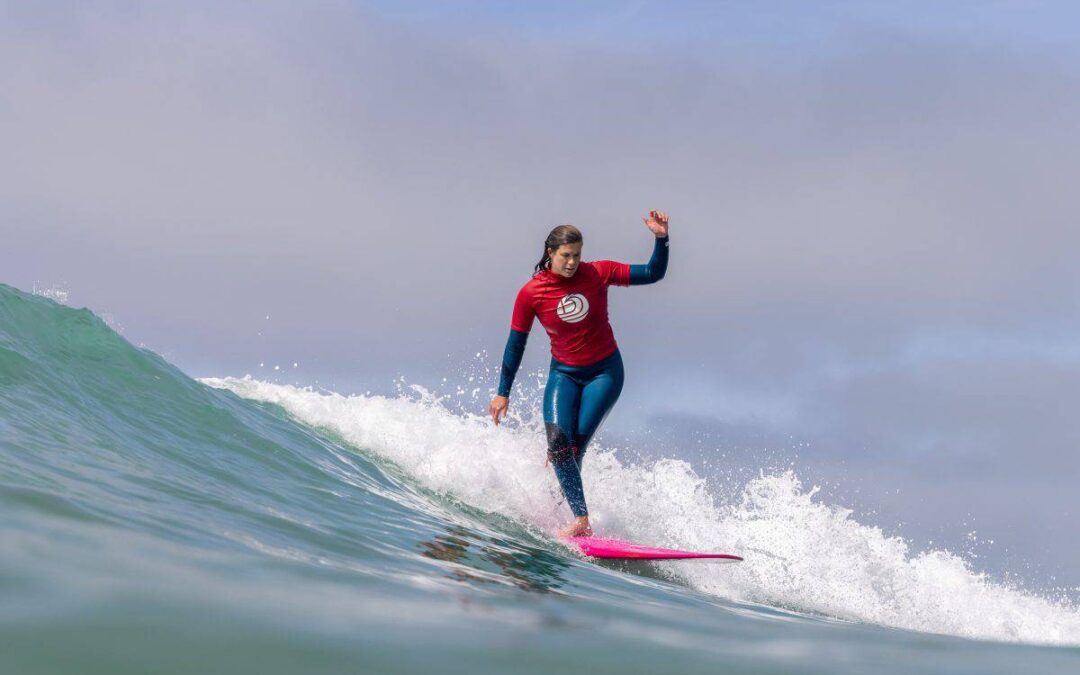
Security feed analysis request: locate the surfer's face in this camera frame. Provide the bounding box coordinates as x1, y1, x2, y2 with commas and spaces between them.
549, 243, 582, 278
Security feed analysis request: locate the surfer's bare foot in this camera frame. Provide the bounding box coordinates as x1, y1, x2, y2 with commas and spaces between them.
559, 516, 592, 538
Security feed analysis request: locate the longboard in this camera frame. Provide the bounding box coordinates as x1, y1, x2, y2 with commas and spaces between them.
563, 536, 743, 562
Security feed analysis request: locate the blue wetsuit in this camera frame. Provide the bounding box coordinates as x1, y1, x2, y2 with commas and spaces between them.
498, 236, 668, 517
543, 350, 625, 517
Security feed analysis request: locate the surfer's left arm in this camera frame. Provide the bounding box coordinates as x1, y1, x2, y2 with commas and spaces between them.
629, 209, 670, 285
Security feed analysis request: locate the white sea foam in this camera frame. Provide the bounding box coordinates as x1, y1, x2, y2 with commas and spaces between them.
204, 376, 1080, 646
31, 283, 69, 305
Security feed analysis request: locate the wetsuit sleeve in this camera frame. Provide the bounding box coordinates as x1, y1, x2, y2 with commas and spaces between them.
500, 286, 534, 397
628, 235, 669, 285
497, 329, 529, 397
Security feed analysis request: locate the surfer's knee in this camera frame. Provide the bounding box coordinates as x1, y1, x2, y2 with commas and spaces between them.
545, 422, 577, 464
571, 434, 590, 470
546, 424, 589, 517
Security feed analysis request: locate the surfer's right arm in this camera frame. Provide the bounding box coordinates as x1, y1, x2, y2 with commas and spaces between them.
490, 286, 535, 425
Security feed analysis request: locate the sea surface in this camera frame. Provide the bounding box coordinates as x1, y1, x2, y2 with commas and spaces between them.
1, 282, 1078, 674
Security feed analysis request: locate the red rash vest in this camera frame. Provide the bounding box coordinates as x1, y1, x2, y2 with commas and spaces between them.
510, 260, 631, 366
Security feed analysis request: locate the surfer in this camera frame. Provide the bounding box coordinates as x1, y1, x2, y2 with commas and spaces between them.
489, 210, 670, 537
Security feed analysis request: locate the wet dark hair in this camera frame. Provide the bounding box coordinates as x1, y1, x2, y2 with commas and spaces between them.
534, 225, 583, 275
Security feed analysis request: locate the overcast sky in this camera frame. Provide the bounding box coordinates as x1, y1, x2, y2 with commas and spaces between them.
3, 1, 1078, 588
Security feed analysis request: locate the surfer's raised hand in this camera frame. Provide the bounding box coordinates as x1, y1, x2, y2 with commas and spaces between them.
643, 209, 669, 237
489, 395, 509, 426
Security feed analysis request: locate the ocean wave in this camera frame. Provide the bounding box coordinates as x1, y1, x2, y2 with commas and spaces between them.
205, 375, 1080, 646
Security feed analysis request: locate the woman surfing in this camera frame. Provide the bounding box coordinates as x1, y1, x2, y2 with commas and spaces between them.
489, 210, 670, 537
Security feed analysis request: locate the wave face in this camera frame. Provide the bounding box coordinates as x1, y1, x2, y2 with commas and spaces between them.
2, 283, 1079, 675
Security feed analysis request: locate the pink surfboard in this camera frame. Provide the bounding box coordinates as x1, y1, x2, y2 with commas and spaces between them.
563, 536, 743, 562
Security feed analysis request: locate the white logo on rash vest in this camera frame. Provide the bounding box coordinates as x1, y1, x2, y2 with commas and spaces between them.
556, 293, 589, 323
